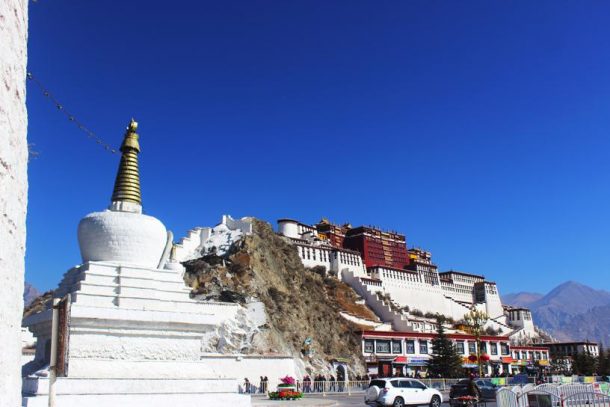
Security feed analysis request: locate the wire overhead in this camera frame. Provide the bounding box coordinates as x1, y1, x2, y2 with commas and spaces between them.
27, 72, 119, 155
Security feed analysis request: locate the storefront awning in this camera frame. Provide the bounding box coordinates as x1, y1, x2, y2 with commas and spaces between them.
393, 356, 408, 364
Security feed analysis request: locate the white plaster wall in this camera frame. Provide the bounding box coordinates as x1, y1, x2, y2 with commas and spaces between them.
78, 210, 167, 268
485, 290, 504, 319
278, 220, 299, 238
334, 251, 367, 279
202, 355, 298, 391
223, 215, 253, 234
0, 1, 28, 405
297, 245, 332, 270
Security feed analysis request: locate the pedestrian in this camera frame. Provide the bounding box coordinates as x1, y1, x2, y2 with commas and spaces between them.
244, 378, 251, 394
304, 375, 311, 393
329, 375, 336, 392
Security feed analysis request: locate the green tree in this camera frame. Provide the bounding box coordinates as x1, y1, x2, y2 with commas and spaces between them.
573, 350, 597, 375
597, 346, 608, 376
428, 316, 464, 378
464, 308, 489, 377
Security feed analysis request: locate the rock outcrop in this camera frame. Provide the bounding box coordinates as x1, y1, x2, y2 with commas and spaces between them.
184, 219, 371, 376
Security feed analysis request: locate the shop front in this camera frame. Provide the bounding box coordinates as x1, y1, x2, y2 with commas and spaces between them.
365, 356, 431, 378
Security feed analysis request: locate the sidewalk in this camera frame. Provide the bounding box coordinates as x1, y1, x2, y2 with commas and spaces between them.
251, 395, 337, 407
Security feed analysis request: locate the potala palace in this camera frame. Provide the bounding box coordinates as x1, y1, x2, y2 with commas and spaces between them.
20, 119, 547, 405
277, 218, 539, 343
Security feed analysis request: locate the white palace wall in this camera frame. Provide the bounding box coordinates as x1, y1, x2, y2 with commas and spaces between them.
0, 1, 28, 405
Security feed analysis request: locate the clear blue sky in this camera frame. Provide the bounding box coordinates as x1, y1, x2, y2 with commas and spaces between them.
26, 1, 610, 294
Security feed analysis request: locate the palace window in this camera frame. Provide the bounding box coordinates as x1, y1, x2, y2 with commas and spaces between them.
406, 340, 415, 354
376, 340, 391, 354
419, 341, 428, 354
364, 339, 374, 353
491, 343, 498, 355
469, 342, 477, 354
500, 343, 509, 355
392, 340, 402, 354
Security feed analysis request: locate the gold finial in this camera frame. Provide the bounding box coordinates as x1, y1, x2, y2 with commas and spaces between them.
111, 119, 142, 206
129, 118, 138, 131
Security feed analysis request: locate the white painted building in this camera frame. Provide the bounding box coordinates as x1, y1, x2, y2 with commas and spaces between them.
278, 218, 539, 341
361, 331, 514, 377
278, 218, 367, 278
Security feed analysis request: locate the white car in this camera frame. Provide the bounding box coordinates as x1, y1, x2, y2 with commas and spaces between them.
365, 378, 443, 407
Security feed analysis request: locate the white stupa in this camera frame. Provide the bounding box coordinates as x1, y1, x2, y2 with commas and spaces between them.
21, 120, 257, 407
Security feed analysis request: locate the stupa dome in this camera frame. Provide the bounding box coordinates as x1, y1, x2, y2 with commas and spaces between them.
77, 119, 168, 268
78, 209, 167, 268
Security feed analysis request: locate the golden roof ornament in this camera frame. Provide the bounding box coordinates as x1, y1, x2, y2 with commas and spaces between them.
111, 119, 142, 207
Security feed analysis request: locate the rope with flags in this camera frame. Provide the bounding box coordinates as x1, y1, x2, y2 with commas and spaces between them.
27, 72, 118, 154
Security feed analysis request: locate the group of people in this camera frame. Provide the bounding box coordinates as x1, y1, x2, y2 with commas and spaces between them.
302, 374, 341, 393
241, 376, 270, 394
241, 373, 373, 394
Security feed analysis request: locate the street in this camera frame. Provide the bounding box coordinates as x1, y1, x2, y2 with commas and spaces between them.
252, 393, 499, 407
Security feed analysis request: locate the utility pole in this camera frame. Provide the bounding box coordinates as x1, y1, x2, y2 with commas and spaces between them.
48, 298, 60, 407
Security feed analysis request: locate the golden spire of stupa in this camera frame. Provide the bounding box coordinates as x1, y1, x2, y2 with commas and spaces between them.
111, 119, 142, 206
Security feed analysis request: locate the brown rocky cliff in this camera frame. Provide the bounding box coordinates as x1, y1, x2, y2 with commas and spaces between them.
183, 219, 370, 375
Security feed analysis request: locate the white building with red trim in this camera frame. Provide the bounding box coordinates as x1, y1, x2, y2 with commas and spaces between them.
510, 345, 551, 374
361, 330, 515, 377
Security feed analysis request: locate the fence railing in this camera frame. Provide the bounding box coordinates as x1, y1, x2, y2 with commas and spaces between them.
243, 377, 610, 396
498, 382, 610, 407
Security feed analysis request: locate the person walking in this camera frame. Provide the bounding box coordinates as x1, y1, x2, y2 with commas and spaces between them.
329, 375, 336, 392
244, 378, 251, 394
303, 375, 311, 393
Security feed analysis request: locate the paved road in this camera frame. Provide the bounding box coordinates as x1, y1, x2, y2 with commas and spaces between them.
252, 393, 499, 407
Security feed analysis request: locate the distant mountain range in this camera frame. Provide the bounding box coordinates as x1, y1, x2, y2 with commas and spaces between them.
503, 281, 610, 346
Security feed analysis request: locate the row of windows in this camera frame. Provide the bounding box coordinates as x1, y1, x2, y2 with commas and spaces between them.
298, 245, 362, 266
364, 339, 430, 355
379, 269, 421, 283
512, 350, 549, 360
339, 252, 360, 266
364, 339, 510, 356
509, 311, 532, 321
299, 246, 330, 262
441, 284, 474, 295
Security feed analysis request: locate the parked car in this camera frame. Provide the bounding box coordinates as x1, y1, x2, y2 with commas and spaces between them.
449, 379, 498, 402
508, 373, 531, 385
365, 378, 443, 407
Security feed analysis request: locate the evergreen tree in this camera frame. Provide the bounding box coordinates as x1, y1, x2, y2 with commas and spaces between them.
573, 350, 597, 375
428, 316, 464, 378
597, 346, 607, 376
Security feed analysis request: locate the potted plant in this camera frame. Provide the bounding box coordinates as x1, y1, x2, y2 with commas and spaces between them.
268, 376, 303, 400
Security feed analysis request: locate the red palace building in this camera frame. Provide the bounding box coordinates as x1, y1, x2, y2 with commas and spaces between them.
314, 219, 410, 270
315, 218, 350, 248
343, 225, 410, 270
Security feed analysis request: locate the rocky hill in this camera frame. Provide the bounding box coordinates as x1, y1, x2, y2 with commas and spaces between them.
503, 281, 610, 345
183, 219, 374, 376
